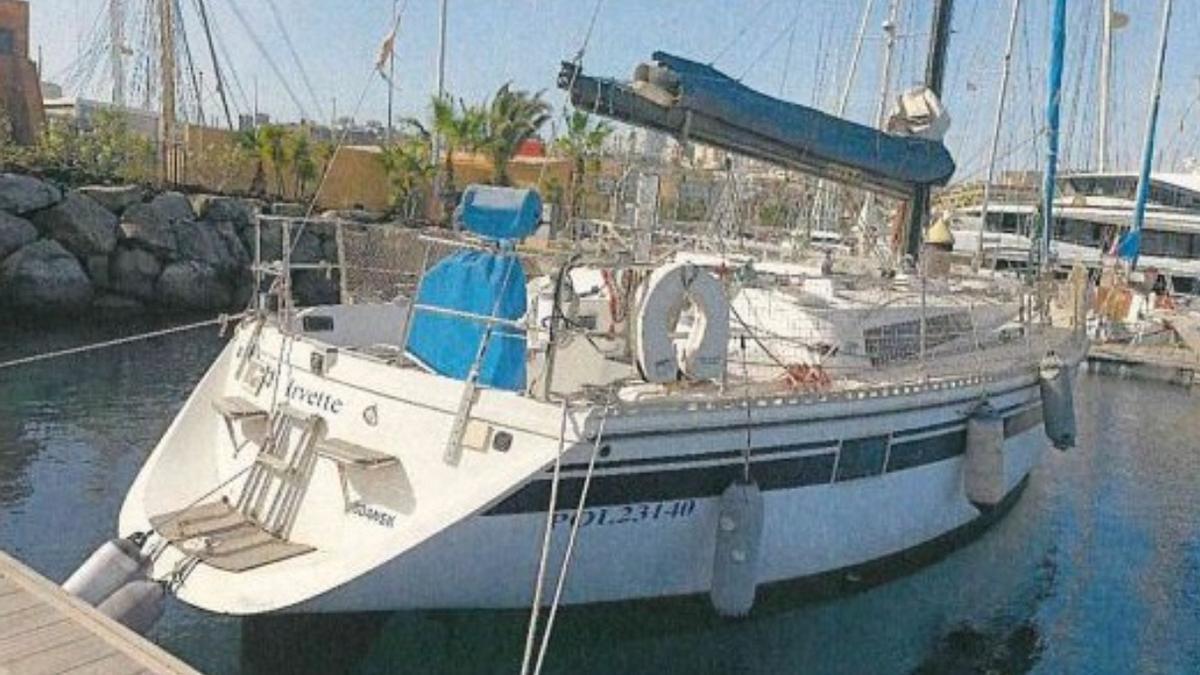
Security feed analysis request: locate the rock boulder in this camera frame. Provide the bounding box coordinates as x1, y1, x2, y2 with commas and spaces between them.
0, 212, 38, 259
0, 173, 62, 214
110, 246, 162, 301
156, 261, 231, 310
194, 195, 259, 227
78, 185, 147, 216
120, 203, 178, 258
30, 191, 119, 258
176, 221, 237, 272
149, 191, 196, 223
0, 239, 93, 311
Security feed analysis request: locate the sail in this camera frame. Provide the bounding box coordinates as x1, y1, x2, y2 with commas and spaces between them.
559, 52, 955, 197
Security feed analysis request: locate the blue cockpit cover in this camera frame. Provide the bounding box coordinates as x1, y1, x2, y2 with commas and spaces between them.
406, 250, 527, 391
455, 185, 542, 241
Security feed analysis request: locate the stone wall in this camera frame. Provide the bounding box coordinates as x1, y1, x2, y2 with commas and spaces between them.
0, 173, 340, 316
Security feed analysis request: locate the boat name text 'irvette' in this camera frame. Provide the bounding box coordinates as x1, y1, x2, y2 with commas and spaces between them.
284, 379, 345, 414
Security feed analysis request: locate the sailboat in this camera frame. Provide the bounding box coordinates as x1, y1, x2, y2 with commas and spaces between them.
62, 48, 1081, 622
64, 0, 1086, 623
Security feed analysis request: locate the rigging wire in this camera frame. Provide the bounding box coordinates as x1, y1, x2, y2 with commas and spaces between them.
264, 0, 327, 122
218, 0, 312, 120
736, 1, 804, 83
709, 0, 775, 66
174, 0, 205, 125
208, 5, 251, 117
192, 0, 235, 129
572, 0, 606, 65
777, 1, 799, 97
281, 0, 412, 262
1019, 0, 1042, 172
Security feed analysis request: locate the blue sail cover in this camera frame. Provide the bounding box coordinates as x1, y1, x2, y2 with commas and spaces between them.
407, 250, 527, 391
561, 52, 956, 196
455, 185, 542, 241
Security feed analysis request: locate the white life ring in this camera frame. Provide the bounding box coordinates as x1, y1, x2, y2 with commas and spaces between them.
633, 262, 730, 383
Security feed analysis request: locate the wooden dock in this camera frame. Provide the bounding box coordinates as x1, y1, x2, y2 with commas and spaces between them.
0, 550, 200, 675
1087, 342, 1200, 387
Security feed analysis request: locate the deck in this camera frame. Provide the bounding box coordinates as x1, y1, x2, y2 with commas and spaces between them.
0, 550, 201, 675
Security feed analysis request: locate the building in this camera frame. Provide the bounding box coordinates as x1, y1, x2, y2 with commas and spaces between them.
42, 96, 159, 139
0, 0, 45, 144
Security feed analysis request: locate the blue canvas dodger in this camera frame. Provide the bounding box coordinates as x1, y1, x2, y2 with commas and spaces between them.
406, 250, 528, 391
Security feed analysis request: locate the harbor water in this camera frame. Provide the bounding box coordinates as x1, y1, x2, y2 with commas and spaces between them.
1, 320, 1198, 674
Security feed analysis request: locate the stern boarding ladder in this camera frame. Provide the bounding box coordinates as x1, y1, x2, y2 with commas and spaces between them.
151, 400, 397, 572
150, 377, 571, 578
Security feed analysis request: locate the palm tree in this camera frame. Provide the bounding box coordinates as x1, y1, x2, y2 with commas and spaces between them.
555, 109, 612, 218
379, 132, 436, 218
283, 127, 316, 199
259, 125, 287, 198
426, 96, 486, 194
481, 83, 550, 186
233, 128, 267, 196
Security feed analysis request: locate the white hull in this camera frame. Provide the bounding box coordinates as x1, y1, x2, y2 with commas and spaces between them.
119, 316, 1053, 614
299, 426, 1042, 612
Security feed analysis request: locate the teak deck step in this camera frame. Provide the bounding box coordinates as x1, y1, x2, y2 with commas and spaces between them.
316, 438, 399, 469
150, 501, 313, 573
213, 395, 268, 420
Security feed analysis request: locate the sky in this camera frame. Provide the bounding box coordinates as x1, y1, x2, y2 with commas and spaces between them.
25, 0, 1200, 181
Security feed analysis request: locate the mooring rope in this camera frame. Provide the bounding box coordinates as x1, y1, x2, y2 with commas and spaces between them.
0, 313, 242, 371
532, 405, 610, 675
520, 400, 571, 675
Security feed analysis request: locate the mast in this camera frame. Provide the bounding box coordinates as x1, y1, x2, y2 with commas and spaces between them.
1098, 0, 1113, 171
902, 0, 954, 258
973, 0, 1022, 270
110, 0, 125, 107
158, 0, 177, 185
386, 0, 397, 145
432, 0, 448, 212
1037, 0, 1067, 270
874, 0, 901, 128
196, 0, 234, 130
1118, 0, 1174, 268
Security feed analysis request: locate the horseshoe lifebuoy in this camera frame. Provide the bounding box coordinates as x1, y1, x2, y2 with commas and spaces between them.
632, 262, 730, 383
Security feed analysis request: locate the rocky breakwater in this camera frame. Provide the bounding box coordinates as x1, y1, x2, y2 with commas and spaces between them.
0, 173, 341, 316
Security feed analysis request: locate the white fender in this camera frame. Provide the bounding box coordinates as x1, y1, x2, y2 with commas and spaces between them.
634, 262, 730, 383
63, 537, 151, 607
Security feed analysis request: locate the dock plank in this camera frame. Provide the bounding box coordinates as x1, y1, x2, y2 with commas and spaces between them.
3, 634, 121, 675
0, 588, 46, 616
0, 605, 66, 640
0, 550, 200, 674
58, 651, 149, 675
0, 618, 92, 662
